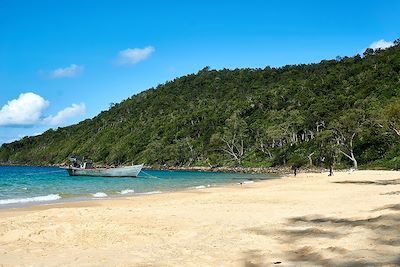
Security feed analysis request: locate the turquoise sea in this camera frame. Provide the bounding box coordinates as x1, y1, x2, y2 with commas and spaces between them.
0, 166, 278, 208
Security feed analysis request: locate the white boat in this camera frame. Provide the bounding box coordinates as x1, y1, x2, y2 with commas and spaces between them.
65, 164, 143, 177
64, 157, 143, 177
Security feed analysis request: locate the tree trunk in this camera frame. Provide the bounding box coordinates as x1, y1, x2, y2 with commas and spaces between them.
392, 127, 400, 137
308, 152, 315, 166
340, 149, 358, 170
351, 150, 358, 170
352, 158, 358, 170
221, 137, 243, 165
259, 143, 273, 159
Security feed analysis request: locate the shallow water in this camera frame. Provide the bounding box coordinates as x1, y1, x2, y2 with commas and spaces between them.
0, 166, 279, 208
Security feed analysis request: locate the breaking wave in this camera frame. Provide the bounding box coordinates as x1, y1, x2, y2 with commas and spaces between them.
194, 185, 206, 189
92, 192, 108, 198
120, 189, 135, 195
0, 194, 61, 205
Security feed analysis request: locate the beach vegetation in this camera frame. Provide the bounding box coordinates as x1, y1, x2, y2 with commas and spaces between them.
1, 40, 400, 169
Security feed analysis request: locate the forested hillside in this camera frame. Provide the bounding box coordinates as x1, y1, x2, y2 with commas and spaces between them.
1, 41, 400, 169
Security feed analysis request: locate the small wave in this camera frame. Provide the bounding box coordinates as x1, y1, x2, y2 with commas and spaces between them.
0, 194, 61, 205
194, 185, 206, 189
120, 189, 134, 195
140, 191, 162, 195
92, 192, 108, 198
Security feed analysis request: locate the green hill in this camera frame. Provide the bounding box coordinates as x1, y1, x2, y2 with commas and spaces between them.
1, 41, 400, 169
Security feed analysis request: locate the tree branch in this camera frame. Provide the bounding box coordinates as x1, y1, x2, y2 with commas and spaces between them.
339, 149, 354, 161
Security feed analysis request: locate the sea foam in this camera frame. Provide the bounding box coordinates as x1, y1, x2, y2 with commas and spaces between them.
92, 192, 108, 198
194, 185, 206, 189
237, 180, 255, 185
120, 189, 135, 195
0, 194, 61, 205
140, 191, 162, 195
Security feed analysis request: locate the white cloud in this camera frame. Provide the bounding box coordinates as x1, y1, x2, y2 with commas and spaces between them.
0, 93, 86, 126
116, 46, 155, 65
50, 64, 84, 78
43, 103, 86, 125
0, 92, 49, 126
369, 39, 394, 50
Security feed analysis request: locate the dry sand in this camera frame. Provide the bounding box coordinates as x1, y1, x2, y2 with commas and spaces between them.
0, 170, 400, 266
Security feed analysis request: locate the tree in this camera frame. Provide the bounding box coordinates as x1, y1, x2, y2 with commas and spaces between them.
316, 130, 337, 175
253, 124, 274, 159
211, 113, 248, 164
331, 110, 366, 170
184, 137, 198, 164
255, 133, 273, 159
383, 100, 400, 137
2, 40, 400, 169
363, 48, 375, 57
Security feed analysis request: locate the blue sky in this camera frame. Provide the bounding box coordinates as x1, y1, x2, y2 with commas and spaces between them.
1, 0, 399, 144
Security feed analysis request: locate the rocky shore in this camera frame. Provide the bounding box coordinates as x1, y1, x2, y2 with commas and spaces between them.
0, 162, 343, 175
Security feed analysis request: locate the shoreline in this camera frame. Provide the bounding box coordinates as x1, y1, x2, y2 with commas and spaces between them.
0, 170, 399, 266
1, 165, 396, 211
0, 179, 259, 213
0, 174, 280, 211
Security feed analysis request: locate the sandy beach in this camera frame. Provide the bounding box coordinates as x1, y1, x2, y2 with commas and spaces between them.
0, 170, 399, 266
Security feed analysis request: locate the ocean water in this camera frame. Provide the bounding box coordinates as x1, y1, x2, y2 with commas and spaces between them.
0, 166, 279, 208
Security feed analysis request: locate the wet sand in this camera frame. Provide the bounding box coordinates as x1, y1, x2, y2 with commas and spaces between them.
1, 170, 400, 266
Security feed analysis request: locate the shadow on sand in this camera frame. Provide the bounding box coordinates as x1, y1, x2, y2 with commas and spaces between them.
244, 204, 400, 266
333, 178, 400, 185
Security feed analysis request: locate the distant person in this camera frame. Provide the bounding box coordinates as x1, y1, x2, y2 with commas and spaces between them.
291, 165, 299, 176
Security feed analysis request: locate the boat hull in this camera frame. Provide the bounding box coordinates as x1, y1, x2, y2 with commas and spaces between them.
65, 164, 143, 177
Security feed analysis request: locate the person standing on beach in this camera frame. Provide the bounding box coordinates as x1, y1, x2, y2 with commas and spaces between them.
291, 165, 298, 176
